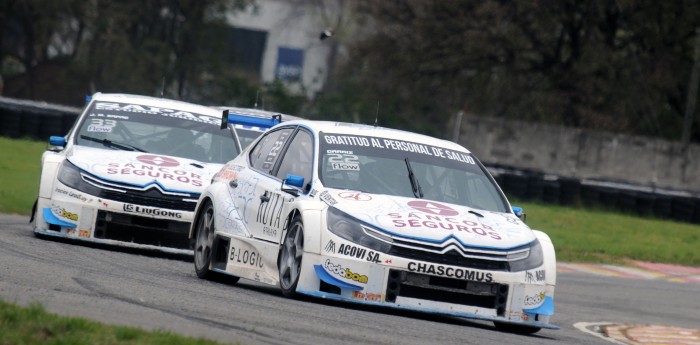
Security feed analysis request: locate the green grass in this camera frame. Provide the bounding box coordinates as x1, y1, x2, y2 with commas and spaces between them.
0, 137, 45, 215
515, 200, 700, 266
0, 136, 698, 267
0, 300, 230, 345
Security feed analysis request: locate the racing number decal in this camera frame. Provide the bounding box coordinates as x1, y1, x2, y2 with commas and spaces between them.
327, 153, 360, 171
87, 119, 117, 133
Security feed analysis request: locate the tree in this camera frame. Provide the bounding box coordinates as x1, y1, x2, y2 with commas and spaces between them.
330, 0, 700, 141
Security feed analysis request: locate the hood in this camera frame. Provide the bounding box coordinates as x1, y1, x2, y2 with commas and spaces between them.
323, 189, 535, 250
67, 146, 221, 194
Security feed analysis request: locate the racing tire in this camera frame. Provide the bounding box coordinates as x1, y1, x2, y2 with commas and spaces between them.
278, 215, 304, 298
493, 321, 541, 334
193, 201, 239, 284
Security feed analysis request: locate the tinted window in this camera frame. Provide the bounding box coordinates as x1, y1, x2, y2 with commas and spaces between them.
249, 128, 294, 173
276, 129, 313, 190
318, 132, 508, 212
74, 101, 238, 163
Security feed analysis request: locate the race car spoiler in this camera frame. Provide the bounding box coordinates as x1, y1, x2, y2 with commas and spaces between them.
220, 110, 281, 130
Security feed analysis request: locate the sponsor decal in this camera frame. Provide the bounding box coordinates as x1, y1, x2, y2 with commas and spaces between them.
508, 311, 528, 322
324, 239, 336, 253
321, 134, 476, 165
407, 201, 458, 216
323, 259, 368, 284
524, 291, 546, 306
79, 229, 91, 238
137, 155, 179, 167
327, 151, 360, 171
387, 212, 502, 240
338, 192, 372, 201
123, 204, 182, 218
215, 163, 243, 181
53, 206, 78, 221
106, 161, 202, 187
336, 243, 381, 263
309, 189, 319, 197
319, 190, 338, 206
256, 192, 287, 236
95, 102, 219, 125
66, 228, 77, 236
87, 125, 112, 133
352, 291, 382, 302
54, 188, 90, 202
384, 259, 393, 264
229, 245, 264, 268
407, 262, 493, 282
525, 270, 545, 283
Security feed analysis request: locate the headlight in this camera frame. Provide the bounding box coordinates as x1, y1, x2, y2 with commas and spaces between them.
57, 160, 101, 195
508, 239, 544, 272
326, 207, 392, 253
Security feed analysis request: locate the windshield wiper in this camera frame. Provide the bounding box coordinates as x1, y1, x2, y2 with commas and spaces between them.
404, 157, 424, 199
80, 135, 147, 152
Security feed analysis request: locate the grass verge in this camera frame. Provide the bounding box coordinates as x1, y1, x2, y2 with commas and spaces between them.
0, 137, 45, 215
516, 200, 700, 266
0, 300, 229, 345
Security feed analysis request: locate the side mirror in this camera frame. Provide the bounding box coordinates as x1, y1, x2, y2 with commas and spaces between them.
512, 206, 526, 222
49, 136, 66, 148
281, 174, 304, 196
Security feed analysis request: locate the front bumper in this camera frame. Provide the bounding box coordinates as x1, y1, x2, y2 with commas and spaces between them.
294, 236, 558, 330
33, 183, 195, 255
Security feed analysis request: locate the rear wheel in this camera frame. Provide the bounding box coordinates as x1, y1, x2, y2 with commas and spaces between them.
494, 322, 541, 334
278, 216, 304, 297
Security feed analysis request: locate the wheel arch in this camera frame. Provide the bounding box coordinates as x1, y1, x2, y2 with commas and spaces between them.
281, 205, 323, 254
189, 195, 214, 239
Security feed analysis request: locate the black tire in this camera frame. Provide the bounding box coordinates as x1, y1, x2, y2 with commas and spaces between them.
494, 321, 541, 334
193, 201, 215, 279
278, 215, 304, 297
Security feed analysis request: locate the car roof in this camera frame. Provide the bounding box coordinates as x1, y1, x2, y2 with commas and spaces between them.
279, 120, 471, 153
91, 93, 221, 118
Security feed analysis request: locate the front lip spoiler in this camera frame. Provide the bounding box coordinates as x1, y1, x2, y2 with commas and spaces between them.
297, 289, 560, 330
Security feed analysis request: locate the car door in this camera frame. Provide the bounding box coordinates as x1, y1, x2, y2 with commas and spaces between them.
235, 126, 300, 243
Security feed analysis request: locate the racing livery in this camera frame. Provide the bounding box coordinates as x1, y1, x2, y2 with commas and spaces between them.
31, 93, 249, 254
191, 120, 558, 333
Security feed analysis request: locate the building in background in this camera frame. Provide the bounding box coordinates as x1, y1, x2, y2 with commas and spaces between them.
226, 0, 339, 97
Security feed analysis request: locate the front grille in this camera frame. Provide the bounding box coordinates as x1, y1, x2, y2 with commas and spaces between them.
94, 210, 192, 249
100, 189, 196, 211
82, 172, 198, 211
388, 246, 510, 271
386, 270, 508, 316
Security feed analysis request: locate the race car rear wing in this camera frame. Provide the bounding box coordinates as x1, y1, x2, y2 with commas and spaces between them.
220, 110, 281, 130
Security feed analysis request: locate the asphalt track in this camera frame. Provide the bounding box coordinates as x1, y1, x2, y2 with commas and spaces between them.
1, 213, 698, 345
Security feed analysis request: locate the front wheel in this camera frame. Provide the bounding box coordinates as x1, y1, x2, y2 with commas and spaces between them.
278, 216, 304, 297
494, 322, 541, 334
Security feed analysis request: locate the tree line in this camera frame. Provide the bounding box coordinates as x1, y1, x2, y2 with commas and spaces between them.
2, 0, 699, 143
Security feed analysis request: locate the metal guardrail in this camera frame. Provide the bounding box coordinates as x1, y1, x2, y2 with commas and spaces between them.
0, 96, 698, 224
0, 96, 80, 140
488, 165, 700, 225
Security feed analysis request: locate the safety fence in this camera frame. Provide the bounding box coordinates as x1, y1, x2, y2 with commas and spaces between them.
1, 96, 698, 224
0, 96, 80, 140
489, 165, 700, 225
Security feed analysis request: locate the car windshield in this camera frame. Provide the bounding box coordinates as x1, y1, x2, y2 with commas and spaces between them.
74, 101, 239, 163
318, 132, 509, 213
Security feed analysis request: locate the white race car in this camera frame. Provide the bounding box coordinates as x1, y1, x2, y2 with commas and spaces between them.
31, 93, 279, 254
191, 120, 558, 333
